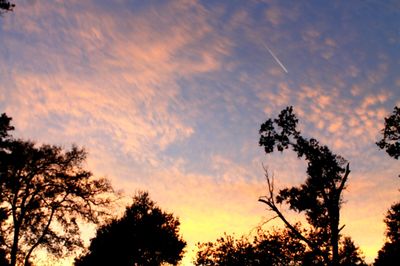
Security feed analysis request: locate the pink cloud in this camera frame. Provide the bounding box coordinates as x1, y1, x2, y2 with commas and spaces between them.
265, 7, 282, 26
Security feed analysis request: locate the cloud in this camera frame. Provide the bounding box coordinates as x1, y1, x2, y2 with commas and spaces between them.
265, 6, 282, 26
1, 0, 236, 163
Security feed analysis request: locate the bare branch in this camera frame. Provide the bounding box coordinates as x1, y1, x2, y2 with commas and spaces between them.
338, 163, 350, 194
258, 168, 330, 263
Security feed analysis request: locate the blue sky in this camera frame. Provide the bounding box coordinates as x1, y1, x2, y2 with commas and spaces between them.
0, 0, 399, 264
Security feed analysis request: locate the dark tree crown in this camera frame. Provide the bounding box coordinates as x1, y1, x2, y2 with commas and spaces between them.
0, 113, 114, 266
75, 191, 186, 266
377, 106, 400, 159
374, 202, 400, 266
0, 1, 15, 13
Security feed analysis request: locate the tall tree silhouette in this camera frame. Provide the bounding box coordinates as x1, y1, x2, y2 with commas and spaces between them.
375, 106, 400, 265
374, 203, 400, 265
0, 113, 114, 266
75, 191, 186, 266
258, 106, 351, 266
0, 113, 14, 265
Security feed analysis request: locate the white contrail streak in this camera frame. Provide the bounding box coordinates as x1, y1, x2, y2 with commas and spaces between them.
263, 43, 288, 73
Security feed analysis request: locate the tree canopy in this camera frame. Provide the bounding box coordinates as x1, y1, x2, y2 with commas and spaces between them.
374, 202, 400, 266
195, 227, 306, 266
258, 106, 351, 266
0, 0, 14, 14
377, 106, 400, 159
195, 227, 366, 266
75, 191, 186, 266
375, 106, 400, 265
0, 113, 114, 266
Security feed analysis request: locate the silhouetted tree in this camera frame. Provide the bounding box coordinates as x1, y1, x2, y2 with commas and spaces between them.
0, 113, 14, 265
195, 234, 258, 266
375, 106, 400, 265
195, 227, 366, 266
338, 237, 367, 266
75, 191, 186, 266
255, 226, 307, 266
0, 113, 114, 266
377, 106, 400, 159
195, 227, 306, 266
374, 202, 400, 265
258, 106, 351, 266
0, 0, 14, 14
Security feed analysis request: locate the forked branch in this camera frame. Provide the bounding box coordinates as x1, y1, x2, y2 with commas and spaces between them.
258, 168, 329, 263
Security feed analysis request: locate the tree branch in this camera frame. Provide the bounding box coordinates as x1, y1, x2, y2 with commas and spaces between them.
338, 163, 350, 194
258, 169, 330, 263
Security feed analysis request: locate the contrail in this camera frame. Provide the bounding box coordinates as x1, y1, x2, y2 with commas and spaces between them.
263, 43, 288, 73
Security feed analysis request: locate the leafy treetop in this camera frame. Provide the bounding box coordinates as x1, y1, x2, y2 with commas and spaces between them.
75, 191, 186, 266
377, 106, 400, 159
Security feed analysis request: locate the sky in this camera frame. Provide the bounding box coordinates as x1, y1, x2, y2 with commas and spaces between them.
0, 0, 399, 265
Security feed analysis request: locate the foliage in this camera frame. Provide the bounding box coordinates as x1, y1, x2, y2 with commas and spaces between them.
258, 106, 351, 265
374, 202, 400, 266
0, 0, 14, 14
338, 237, 367, 266
0, 113, 114, 266
194, 227, 306, 266
376, 106, 400, 159
195, 234, 257, 266
195, 227, 366, 266
375, 106, 400, 265
75, 191, 186, 266
0, 113, 14, 265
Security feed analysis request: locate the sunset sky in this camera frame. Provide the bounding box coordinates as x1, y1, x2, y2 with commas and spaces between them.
1, 0, 399, 265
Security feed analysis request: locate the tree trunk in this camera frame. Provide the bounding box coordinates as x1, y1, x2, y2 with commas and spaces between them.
331, 219, 339, 266
10, 226, 19, 266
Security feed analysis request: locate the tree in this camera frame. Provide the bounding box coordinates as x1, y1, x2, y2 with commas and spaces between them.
0, 0, 15, 14
376, 106, 400, 159
0, 113, 14, 266
374, 202, 400, 265
338, 237, 367, 266
195, 234, 258, 266
75, 191, 186, 266
0, 113, 114, 266
258, 106, 351, 266
195, 227, 366, 266
375, 106, 400, 265
195, 227, 306, 266
254, 226, 307, 266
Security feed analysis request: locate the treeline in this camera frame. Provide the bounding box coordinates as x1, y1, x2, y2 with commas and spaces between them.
0, 106, 398, 266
